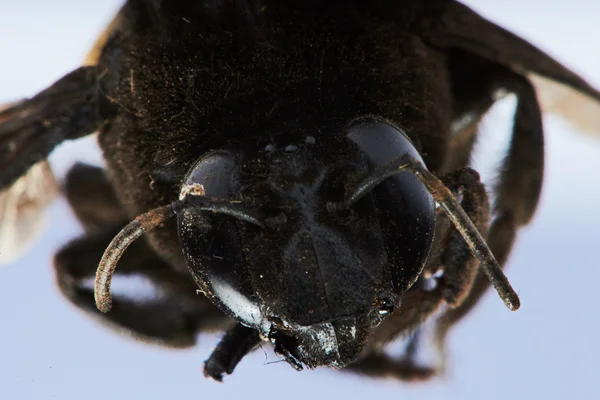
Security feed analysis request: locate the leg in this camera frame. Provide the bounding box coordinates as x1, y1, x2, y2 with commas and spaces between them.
435, 70, 544, 346
54, 225, 227, 347
56, 164, 229, 347
437, 168, 490, 308
204, 324, 261, 382
63, 163, 126, 232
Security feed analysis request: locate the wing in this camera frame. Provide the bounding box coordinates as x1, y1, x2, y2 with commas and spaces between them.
0, 7, 123, 265
422, 0, 600, 136
0, 158, 57, 265
0, 66, 104, 264
0, 1, 124, 191
530, 75, 600, 137
0, 66, 105, 191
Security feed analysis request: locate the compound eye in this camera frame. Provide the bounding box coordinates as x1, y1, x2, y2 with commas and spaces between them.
346, 119, 436, 295
178, 151, 266, 328
347, 118, 424, 166
182, 151, 237, 198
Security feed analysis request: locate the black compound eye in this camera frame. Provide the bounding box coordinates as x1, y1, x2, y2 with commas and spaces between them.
346, 120, 436, 295
178, 151, 267, 327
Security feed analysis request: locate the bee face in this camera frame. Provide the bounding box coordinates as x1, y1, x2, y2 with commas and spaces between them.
176, 121, 436, 370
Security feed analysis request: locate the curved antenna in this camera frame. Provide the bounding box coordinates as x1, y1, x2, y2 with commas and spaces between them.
94, 194, 265, 313
330, 154, 520, 311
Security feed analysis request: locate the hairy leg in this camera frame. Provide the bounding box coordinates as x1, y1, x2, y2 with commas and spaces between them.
436, 69, 544, 348
55, 163, 229, 347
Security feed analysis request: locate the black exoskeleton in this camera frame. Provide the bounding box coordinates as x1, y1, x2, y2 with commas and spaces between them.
2, 0, 599, 382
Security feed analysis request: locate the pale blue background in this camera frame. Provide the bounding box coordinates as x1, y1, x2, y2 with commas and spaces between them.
1, 1, 599, 399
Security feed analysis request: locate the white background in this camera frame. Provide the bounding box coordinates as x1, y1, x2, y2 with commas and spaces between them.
1, 1, 599, 399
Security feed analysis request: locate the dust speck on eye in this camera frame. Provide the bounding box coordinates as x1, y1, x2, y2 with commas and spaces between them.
179, 183, 206, 200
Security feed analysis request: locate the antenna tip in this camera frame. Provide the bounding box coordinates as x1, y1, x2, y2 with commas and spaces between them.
95, 292, 113, 313
504, 292, 520, 311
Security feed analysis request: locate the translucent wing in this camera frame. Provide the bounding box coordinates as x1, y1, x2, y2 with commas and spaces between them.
532, 75, 600, 137
423, 0, 600, 136
0, 159, 57, 265
0, 6, 122, 265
